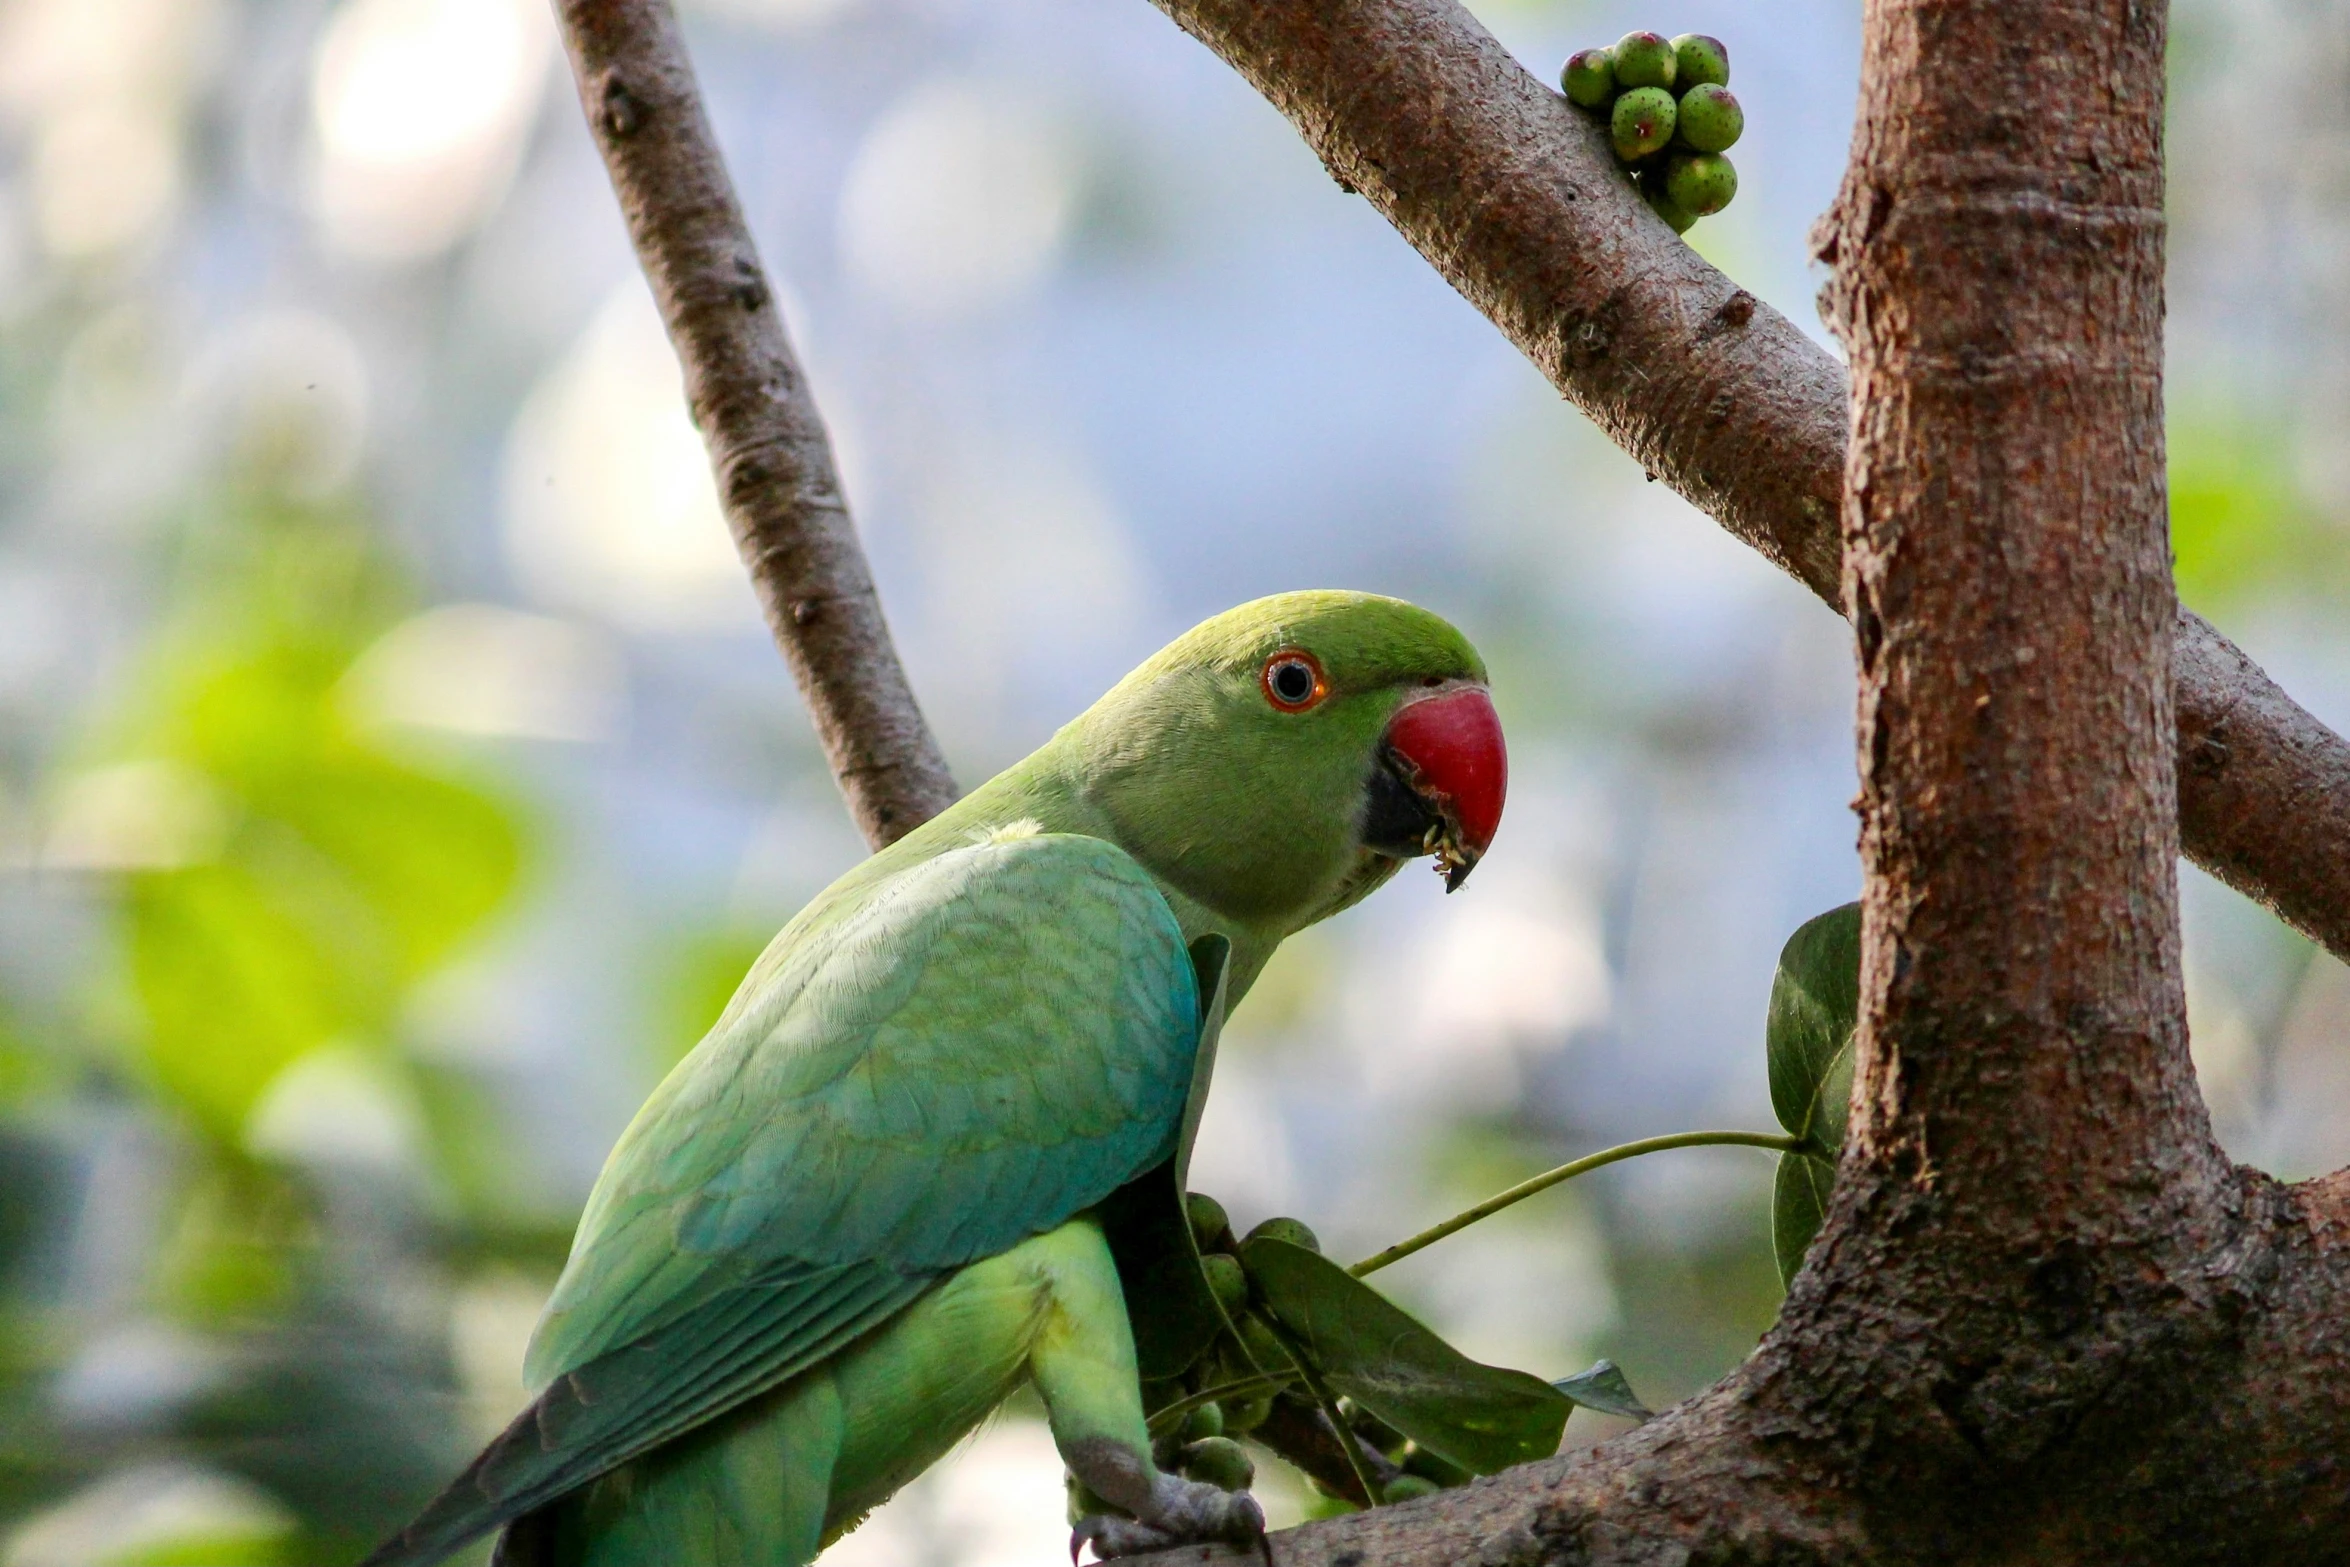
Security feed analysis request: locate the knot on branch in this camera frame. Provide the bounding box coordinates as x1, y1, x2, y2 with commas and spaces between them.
1694, 288, 1756, 344
598, 71, 644, 138
730, 255, 769, 312
1558, 295, 1625, 371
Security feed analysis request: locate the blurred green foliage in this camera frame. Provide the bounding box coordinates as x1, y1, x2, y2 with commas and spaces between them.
0, 494, 532, 1563
2169, 410, 2350, 614
650, 926, 772, 1071
100, 503, 521, 1141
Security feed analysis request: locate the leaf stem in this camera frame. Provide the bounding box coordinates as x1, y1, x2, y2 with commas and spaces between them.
1348, 1130, 1805, 1278
1257, 1314, 1381, 1507
1145, 1371, 1297, 1436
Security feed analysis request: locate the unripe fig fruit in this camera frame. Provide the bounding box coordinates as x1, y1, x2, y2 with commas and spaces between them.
1184, 1400, 1226, 1441
1610, 86, 1677, 162
1186, 1191, 1232, 1250
1561, 47, 1615, 109
1672, 33, 1730, 88
1674, 83, 1743, 153
1665, 151, 1738, 215
1201, 1252, 1250, 1315
1244, 1216, 1321, 1253
1235, 1310, 1290, 1372
1611, 30, 1677, 89
1221, 1391, 1274, 1434
1637, 169, 1698, 232
1181, 1436, 1256, 1493
1382, 1475, 1443, 1504
1400, 1441, 1473, 1486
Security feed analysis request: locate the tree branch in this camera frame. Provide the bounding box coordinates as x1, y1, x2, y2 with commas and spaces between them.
551, 0, 956, 849
1125, 3, 2350, 1561
1142, 0, 2350, 965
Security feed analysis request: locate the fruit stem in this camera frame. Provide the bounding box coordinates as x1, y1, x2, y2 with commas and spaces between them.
1145, 1371, 1296, 1436
1348, 1129, 1805, 1277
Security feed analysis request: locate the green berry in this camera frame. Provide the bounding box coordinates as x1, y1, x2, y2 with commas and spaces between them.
1221, 1391, 1274, 1434
1184, 1400, 1225, 1441
1400, 1441, 1473, 1486
1244, 1216, 1321, 1253
1181, 1436, 1256, 1493
1561, 47, 1615, 109
1201, 1252, 1250, 1315
1612, 30, 1676, 89
1636, 168, 1697, 232
1672, 33, 1730, 88
1186, 1191, 1231, 1250
1674, 83, 1743, 153
1381, 1475, 1443, 1505
1235, 1310, 1289, 1372
1665, 152, 1738, 216
1610, 86, 1677, 162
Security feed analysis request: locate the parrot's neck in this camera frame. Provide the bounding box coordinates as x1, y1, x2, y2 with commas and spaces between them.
819, 753, 1290, 1009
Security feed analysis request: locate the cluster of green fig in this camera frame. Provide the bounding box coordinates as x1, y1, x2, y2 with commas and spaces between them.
1332, 1396, 1468, 1505
1154, 1193, 1305, 1495
1561, 30, 1744, 234
1137, 1194, 1469, 1509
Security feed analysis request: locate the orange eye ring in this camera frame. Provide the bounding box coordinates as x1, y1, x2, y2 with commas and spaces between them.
1261, 649, 1329, 712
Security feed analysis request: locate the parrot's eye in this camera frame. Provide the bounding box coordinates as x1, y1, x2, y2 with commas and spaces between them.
1261, 650, 1328, 712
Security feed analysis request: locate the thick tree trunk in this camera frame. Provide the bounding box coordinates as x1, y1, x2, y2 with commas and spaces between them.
1136, 3, 2350, 1561
1142, 0, 2350, 969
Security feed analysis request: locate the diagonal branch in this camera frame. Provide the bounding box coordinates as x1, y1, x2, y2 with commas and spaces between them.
1143, 0, 2350, 964
551, 0, 957, 850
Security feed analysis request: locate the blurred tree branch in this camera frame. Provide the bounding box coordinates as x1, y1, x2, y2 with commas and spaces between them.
550, 0, 956, 850
1142, 0, 2350, 968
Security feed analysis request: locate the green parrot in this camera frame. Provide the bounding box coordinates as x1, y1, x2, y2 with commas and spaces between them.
364, 590, 1508, 1567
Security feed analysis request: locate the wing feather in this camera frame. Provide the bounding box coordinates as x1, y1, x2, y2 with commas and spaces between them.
363, 832, 1199, 1567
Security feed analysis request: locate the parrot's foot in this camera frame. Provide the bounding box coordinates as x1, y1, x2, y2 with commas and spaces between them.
1071, 1471, 1265, 1561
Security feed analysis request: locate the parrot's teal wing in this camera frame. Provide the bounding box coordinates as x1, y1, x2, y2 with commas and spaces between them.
364, 831, 1202, 1567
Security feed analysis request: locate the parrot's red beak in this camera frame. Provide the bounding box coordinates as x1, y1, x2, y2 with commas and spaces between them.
1379, 684, 1507, 892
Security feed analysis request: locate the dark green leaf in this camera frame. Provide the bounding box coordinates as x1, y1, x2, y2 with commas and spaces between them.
1766, 901, 1861, 1153
1772, 1150, 1836, 1289
1765, 902, 1860, 1285
1237, 1237, 1569, 1476
1101, 936, 1235, 1384
1550, 1359, 1653, 1421
1174, 934, 1232, 1180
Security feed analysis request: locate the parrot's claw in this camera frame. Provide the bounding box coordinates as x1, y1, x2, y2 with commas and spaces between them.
1072, 1515, 1175, 1560
1072, 1473, 1265, 1561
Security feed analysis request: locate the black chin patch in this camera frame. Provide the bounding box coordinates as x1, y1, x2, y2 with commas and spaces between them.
1359, 744, 1439, 859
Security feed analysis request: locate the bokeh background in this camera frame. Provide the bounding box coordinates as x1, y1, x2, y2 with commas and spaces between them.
1, 0, 2346, 1560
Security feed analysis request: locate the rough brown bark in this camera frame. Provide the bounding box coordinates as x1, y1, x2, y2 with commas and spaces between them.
1142, 0, 2350, 968
1129, 2, 2350, 1562
551, 0, 956, 848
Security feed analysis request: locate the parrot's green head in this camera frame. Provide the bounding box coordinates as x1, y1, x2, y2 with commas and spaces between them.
1067, 590, 1505, 932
